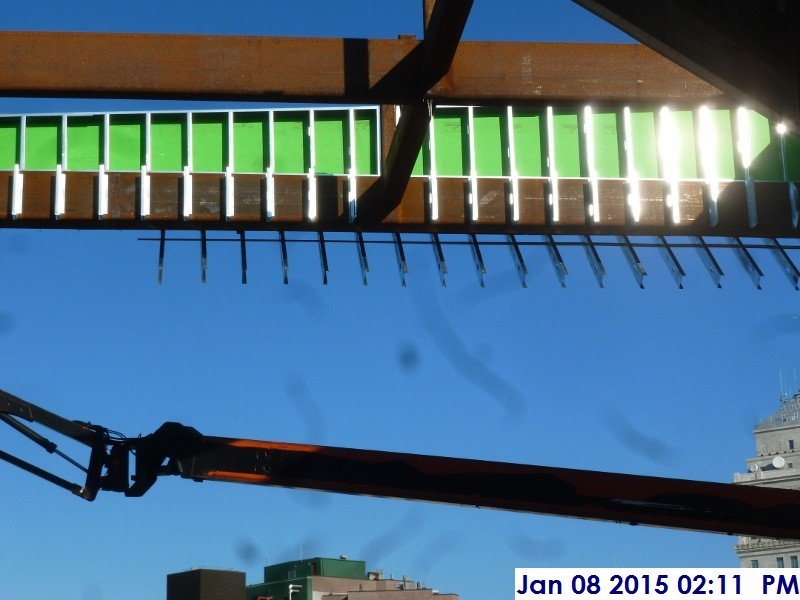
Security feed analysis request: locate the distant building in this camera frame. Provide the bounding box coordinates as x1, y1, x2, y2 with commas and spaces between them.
167, 568, 246, 600
166, 556, 458, 600
246, 557, 458, 600
733, 392, 800, 568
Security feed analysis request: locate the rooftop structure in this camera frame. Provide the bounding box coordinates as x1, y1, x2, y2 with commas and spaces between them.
734, 392, 800, 568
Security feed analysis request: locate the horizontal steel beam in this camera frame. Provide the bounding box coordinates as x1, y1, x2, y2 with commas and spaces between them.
2, 171, 799, 238
0, 32, 722, 104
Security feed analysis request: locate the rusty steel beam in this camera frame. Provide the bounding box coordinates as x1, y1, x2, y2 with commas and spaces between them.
2, 172, 799, 239
572, 0, 799, 126
377, 0, 474, 221
0, 31, 722, 104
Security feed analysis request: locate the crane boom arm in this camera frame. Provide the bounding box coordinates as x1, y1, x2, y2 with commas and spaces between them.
2, 388, 799, 539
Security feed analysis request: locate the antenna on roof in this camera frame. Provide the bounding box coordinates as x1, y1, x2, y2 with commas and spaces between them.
794, 369, 798, 394
780, 370, 785, 398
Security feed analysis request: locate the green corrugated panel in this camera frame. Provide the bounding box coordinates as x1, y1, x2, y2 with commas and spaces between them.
434, 109, 468, 176
354, 109, 377, 175
672, 110, 698, 179
707, 109, 736, 180
109, 114, 144, 171
629, 111, 659, 178
274, 112, 309, 174
0, 118, 20, 170
67, 116, 102, 171
474, 107, 506, 176
234, 112, 268, 173
314, 111, 347, 174
591, 112, 620, 178
192, 113, 226, 172
553, 111, 581, 177
25, 117, 61, 171
151, 114, 186, 172
512, 110, 543, 177
785, 133, 800, 181
746, 110, 783, 181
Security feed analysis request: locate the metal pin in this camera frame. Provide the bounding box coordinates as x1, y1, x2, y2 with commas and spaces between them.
655, 236, 685, 289
279, 230, 289, 285
617, 235, 647, 289
431, 233, 447, 287
469, 233, 486, 287
356, 232, 369, 286
764, 237, 799, 290
393, 233, 408, 287
200, 230, 207, 284
157, 229, 166, 284
544, 234, 567, 287
728, 237, 763, 289
239, 230, 248, 285
583, 235, 606, 288
507, 234, 528, 288
692, 236, 723, 288
318, 231, 329, 285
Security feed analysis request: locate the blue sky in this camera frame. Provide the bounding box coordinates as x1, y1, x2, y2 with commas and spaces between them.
0, 2, 798, 600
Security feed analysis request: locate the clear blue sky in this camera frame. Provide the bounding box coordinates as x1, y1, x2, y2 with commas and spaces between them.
0, 2, 797, 600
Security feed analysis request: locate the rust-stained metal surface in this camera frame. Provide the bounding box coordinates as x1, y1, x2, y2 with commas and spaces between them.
1, 170, 798, 238
0, 32, 723, 104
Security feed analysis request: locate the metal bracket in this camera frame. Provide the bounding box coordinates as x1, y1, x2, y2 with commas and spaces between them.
239, 231, 248, 285
265, 166, 275, 219
157, 229, 166, 284
98, 164, 109, 219
318, 231, 329, 285
744, 173, 757, 228
182, 165, 192, 220
617, 235, 646, 289
507, 234, 527, 288
582, 235, 606, 288
763, 238, 799, 290
655, 236, 685, 289
200, 230, 207, 284
431, 233, 447, 287
544, 235, 567, 288
279, 230, 289, 285
307, 168, 317, 222
356, 232, 369, 286
11, 164, 23, 217
225, 165, 235, 220
728, 237, 763, 289
764, 238, 800, 290
790, 183, 800, 229
140, 165, 151, 218
54, 163, 66, 218
469, 233, 486, 287
692, 236, 723, 288
393, 233, 408, 287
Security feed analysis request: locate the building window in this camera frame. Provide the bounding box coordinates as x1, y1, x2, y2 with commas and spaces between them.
751, 560, 759, 568
790, 440, 795, 451
777, 557, 785, 568
792, 556, 799, 568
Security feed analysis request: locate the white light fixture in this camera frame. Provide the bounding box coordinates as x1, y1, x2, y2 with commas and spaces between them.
622, 107, 641, 222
